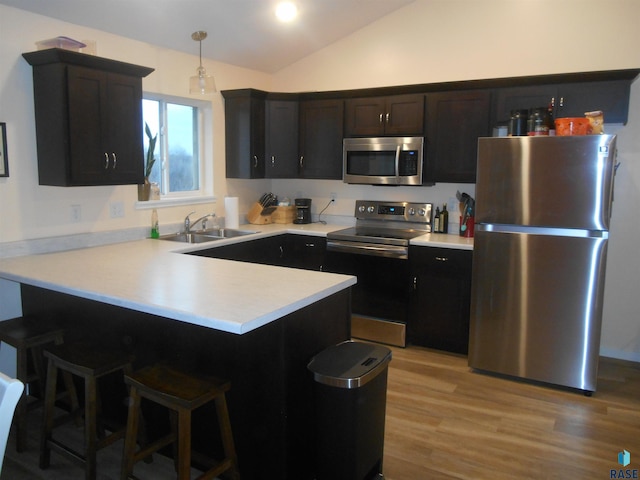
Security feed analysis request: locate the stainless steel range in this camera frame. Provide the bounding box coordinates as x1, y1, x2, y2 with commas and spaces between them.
325, 200, 432, 347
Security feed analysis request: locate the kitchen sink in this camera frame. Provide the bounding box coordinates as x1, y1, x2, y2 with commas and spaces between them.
159, 233, 221, 244
201, 228, 260, 238
159, 228, 259, 244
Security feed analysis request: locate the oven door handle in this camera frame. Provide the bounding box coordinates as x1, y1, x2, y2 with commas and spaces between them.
326, 240, 408, 259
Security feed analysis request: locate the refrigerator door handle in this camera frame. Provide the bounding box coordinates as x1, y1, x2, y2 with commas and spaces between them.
476, 224, 608, 239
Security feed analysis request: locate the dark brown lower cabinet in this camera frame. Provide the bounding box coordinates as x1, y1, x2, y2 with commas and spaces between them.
190, 234, 326, 271
408, 246, 472, 354
20, 283, 350, 480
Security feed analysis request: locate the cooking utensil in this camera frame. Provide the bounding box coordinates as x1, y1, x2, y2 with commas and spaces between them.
456, 191, 475, 232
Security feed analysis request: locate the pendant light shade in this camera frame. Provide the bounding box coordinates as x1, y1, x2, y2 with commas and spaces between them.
189, 31, 216, 95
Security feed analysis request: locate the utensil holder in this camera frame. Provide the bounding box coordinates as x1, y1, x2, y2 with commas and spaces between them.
459, 215, 474, 237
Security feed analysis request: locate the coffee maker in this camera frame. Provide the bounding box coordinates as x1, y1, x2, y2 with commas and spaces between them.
294, 198, 312, 224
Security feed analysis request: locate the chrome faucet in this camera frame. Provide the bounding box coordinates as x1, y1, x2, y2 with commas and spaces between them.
184, 212, 216, 233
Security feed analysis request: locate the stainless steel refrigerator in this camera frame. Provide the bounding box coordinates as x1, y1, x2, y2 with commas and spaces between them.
469, 135, 617, 393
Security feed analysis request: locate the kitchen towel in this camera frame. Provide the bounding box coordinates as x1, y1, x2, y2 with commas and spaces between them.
225, 196, 239, 229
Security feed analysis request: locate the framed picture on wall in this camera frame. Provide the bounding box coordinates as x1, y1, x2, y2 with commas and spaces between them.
0, 123, 8, 177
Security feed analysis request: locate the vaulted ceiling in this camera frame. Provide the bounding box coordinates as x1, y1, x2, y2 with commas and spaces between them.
1, 0, 416, 73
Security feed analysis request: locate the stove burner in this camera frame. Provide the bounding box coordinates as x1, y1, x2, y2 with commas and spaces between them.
326, 200, 433, 258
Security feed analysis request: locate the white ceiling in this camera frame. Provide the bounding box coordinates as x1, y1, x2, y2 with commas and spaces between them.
1, 0, 416, 73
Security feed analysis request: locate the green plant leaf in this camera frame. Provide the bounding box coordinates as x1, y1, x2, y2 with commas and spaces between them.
144, 122, 158, 179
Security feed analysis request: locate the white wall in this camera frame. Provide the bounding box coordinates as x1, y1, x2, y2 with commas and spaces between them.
0, 4, 273, 246
1, 1, 639, 361
272, 0, 640, 362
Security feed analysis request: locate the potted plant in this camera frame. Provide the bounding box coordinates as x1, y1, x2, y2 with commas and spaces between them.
138, 123, 158, 201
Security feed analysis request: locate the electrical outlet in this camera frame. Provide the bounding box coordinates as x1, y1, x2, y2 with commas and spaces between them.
330, 192, 337, 202
70, 204, 81, 223
109, 201, 125, 218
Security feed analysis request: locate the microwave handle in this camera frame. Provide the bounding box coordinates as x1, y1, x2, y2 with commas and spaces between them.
394, 145, 401, 178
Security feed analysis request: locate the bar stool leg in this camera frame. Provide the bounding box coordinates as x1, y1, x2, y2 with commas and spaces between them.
39, 360, 58, 469
177, 408, 192, 480
120, 386, 141, 480
84, 376, 98, 480
14, 341, 29, 452
215, 394, 240, 480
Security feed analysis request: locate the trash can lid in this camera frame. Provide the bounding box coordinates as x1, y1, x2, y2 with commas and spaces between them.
307, 340, 392, 389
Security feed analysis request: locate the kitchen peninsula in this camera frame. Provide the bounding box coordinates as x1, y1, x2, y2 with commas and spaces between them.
0, 233, 356, 480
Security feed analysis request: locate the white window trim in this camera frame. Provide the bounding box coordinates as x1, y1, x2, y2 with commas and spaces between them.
135, 92, 214, 210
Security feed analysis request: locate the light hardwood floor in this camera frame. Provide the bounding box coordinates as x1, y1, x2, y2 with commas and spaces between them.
382, 346, 640, 480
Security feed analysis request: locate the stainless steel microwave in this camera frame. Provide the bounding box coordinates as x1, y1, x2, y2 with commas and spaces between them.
343, 137, 425, 185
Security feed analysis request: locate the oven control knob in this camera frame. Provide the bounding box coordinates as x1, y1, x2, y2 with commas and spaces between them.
408, 208, 416, 216
367, 206, 375, 213
358, 205, 366, 213
418, 208, 426, 216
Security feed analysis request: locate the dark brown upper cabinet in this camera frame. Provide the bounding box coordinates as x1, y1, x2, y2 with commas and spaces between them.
298, 99, 344, 179
493, 79, 633, 125
23, 49, 153, 186
265, 99, 299, 178
345, 94, 424, 136
222, 89, 267, 179
425, 90, 492, 184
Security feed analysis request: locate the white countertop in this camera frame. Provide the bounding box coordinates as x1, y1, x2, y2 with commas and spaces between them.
410, 232, 474, 250
0, 223, 472, 335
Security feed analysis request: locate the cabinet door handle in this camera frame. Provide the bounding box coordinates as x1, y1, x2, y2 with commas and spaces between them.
386, 113, 390, 123
413, 276, 417, 290
112, 153, 117, 169
379, 113, 383, 124
253, 155, 258, 168
435, 256, 449, 262
271, 155, 275, 167
299, 156, 304, 168
559, 97, 564, 107
279, 245, 284, 258
104, 153, 109, 169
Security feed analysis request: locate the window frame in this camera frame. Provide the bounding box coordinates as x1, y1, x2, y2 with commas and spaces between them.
136, 92, 214, 209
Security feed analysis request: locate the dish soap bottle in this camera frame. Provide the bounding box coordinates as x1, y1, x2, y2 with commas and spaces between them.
150, 209, 159, 239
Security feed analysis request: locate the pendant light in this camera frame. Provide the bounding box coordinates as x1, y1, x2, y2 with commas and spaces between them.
189, 31, 216, 95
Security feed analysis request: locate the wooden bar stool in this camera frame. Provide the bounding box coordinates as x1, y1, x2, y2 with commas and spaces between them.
121, 364, 240, 480
0, 315, 75, 452
39, 342, 134, 480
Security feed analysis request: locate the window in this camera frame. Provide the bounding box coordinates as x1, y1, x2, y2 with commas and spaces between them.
142, 94, 212, 201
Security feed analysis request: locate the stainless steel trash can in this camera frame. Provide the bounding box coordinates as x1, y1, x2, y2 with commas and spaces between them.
307, 340, 392, 480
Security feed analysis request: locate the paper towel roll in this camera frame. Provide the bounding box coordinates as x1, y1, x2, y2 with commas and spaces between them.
224, 196, 239, 229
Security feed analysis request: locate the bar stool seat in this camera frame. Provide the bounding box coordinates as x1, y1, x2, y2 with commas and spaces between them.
39, 342, 134, 480
121, 364, 240, 480
0, 315, 71, 452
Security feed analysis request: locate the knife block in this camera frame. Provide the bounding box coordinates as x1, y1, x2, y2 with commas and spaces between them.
247, 202, 273, 225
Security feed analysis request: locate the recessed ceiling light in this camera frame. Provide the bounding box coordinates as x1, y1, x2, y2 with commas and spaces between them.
275, 2, 298, 22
